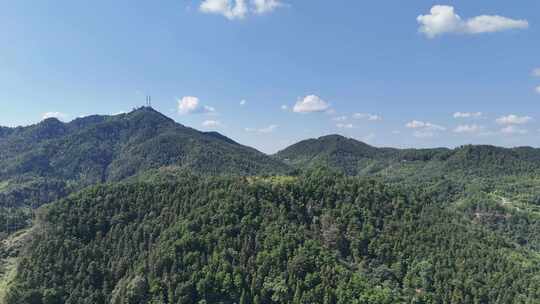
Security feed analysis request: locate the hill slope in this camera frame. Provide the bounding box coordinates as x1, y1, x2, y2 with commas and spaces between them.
276, 134, 540, 178
0, 107, 290, 184
5, 172, 540, 303
0, 107, 291, 233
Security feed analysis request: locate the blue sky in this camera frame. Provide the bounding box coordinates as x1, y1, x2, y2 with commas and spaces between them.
1, 0, 539, 153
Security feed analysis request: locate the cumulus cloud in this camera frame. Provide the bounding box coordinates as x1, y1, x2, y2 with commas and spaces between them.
253, 0, 283, 14
332, 115, 347, 122
178, 96, 216, 115
42, 112, 69, 121
453, 112, 483, 119
202, 120, 221, 128
240, 99, 247, 106
417, 5, 528, 38
496, 114, 532, 125
500, 125, 528, 135
352, 113, 382, 121
532, 68, 540, 77
406, 120, 446, 131
200, 0, 248, 20
245, 124, 278, 133
535, 86, 540, 94
293, 95, 330, 113
199, 0, 283, 20
453, 124, 484, 134
467, 15, 529, 33
281, 105, 288, 111
336, 123, 353, 129
406, 120, 446, 138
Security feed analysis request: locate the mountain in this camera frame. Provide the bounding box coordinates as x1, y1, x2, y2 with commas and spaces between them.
5, 172, 540, 303
0, 107, 291, 233
275, 135, 397, 175
276, 135, 540, 255
1, 107, 290, 184
4, 118, 540, 303
276, 134, 540, 178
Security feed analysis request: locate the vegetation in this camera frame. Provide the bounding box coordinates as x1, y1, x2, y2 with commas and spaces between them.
275, 134, 540, 179
4, 171, 540, 303
3, 111, 540, 303
0, 107, 291, 234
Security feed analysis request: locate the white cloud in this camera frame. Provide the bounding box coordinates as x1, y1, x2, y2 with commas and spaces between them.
245, 124, 278, 133
535, 86, 540, 94
417, 6, 462, 38
467, 15, 529, 34
253, 0, 283, 14
200, 0, 248, 20
332, 115, 347, 122
453, 124, 484, 134
413, 131, 435, 138
240, 99, 247, 106
496, 114, 532, 125
336, 123, 353, 129
178, 96, 216, 115
259, 125, 277, 133
406, 120, 424, 129
532, 68, 540, 77
500, 125, 528, 135
178, 96, 199, 114
202, 120, 221, 128
406, 120, 445, 139
406, 120, 446, 131
325, 108, 336, 115
42, 112, 68, 121
293, 95, 330, 113
281, 105, 288, 111
352, 113, 382, 121
453, 112, 483, 119
199, 0, 283, 20
417, 5, 528, 38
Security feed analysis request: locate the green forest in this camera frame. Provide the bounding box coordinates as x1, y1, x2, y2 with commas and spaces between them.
2, 109, 540, 303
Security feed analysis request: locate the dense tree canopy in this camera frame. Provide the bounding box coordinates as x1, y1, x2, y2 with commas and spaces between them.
3, 111, 540, 303
5, 171, 540, 303
0, 108, 291, 234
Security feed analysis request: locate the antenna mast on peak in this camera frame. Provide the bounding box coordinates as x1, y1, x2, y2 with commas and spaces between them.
145, 96, 152, 108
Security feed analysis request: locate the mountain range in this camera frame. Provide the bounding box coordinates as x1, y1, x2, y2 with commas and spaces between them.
0, 107, 290, 210
2, 108, 540, 303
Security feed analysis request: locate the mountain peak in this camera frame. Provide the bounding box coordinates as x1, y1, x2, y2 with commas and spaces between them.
123, 106, 176, 127
316, 134, 372, 146
30, 117, 68, 140
317, 134, 348, 141
40, 117, 63, 125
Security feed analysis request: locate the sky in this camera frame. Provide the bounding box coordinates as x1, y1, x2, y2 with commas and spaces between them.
0, 0, 539, 153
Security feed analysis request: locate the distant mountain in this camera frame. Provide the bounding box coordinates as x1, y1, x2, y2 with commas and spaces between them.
0, 107, 291, 211
276, 134, 540, 178
275, 135, 396, 175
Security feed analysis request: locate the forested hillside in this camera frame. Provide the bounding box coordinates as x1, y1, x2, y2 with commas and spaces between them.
0, 107, 291, 235
5, 171, 540, 303
4, 112, 540, 304
277, 134, 540, 260
275, 134, 540, 178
